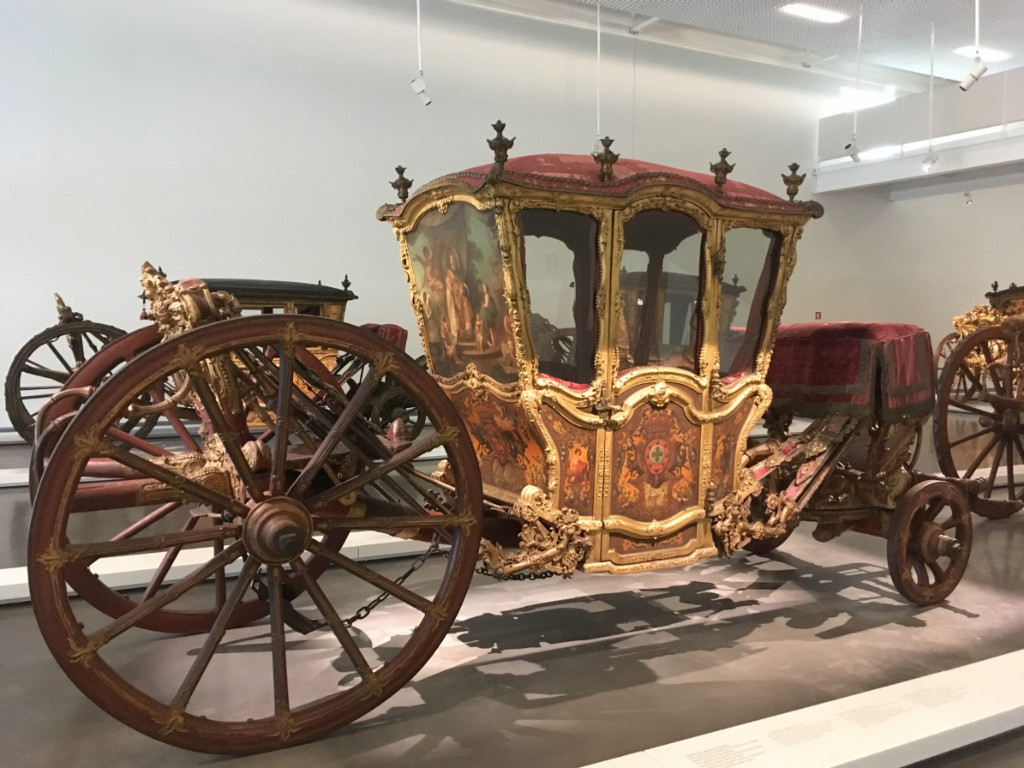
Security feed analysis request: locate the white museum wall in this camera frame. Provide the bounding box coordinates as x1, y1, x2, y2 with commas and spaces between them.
1, 0, 1020, 430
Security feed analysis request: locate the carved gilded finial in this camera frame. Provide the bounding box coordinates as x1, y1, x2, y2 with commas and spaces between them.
710, 148, 734, 191
782, 162, 806, 201
390, 166, 412, 203
592, 137, 619, 182
487, 120, 515, 177
54, 294, 82, 324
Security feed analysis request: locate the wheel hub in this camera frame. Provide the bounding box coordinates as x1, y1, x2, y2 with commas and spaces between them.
242, 496, 313, 564
918, 520, 961, 561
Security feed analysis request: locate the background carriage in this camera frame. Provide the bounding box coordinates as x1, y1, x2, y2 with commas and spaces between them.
932, 281, 1024, 519
24, 124, 988, 754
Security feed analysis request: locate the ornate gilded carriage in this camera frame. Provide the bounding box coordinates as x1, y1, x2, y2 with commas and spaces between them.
378, 125, 823, 574
24, 122, 984, 756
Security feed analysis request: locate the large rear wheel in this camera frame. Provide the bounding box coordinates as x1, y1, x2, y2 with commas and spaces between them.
28, 315, 482, 754
933, 325, 1024, 517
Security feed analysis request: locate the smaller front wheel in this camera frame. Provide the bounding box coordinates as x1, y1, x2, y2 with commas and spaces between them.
886, 480, 971, 605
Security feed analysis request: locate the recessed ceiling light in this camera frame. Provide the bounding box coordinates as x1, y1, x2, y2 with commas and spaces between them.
953, 45, 1011, 62
779, 3, 850, 24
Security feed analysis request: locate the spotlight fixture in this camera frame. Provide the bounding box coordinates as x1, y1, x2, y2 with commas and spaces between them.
629, 16, 659, 34
410, 75, 431, 106
964, 191, 974, 204
959, 57, 988, 91
845, 139, 861, 163
922, 153, 939, 173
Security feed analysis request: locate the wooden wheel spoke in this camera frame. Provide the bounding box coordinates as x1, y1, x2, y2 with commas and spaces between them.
23, 359, 70, 382
42, 341, 76, 374
947, 424, 995, 449
99, 445, 248, 517
307, 539, 437, 615
980, 343, 1002, 389
269, 346, 296, 496
168, 558, 260, 712
105, 424, 173, 457
926, 559, 948, 583
909, 555, 930, 585
289, 558, 378, 687
985, 440, 1007, 493
289, 364, 382, 498
140, 515, 200, 602
1005, 436, 1017, 498
71, 522, 242, 561
945, 397, 994, 418
964, 433, 1000, 478
267, 565, 291, 718
187, 370, 265, 503
86, 541, 246, 647
110, 501, 183, 542
309, 431, 452, 510
1013, 435, 1024, 501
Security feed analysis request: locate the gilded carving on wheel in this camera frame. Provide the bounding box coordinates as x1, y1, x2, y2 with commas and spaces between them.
614, 406, 698, 518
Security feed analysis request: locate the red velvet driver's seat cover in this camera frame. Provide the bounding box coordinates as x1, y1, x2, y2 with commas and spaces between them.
766, 322, 935, 422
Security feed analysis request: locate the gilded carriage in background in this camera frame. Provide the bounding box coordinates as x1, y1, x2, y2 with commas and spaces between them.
26, 123, 989, 755
933, 281, 1024, 516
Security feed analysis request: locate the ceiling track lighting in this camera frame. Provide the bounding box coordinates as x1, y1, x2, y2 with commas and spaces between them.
960, 57, 988, 91
964, 191, 974, 204
629, 16, 659, 34
410, 75, 431, 106
844, 3, 863, 163
960, 0, 987, 91
923, 23, 937, 173
410, 0, 431, 106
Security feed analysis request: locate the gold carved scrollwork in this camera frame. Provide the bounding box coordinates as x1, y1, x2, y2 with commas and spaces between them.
478, 485, 592, 577
140, 262, 240, 341
708, 467, 765, 556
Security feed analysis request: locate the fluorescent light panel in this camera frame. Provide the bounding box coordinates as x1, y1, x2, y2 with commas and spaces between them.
779, 3, 850, 24
953, 45, 1011, 62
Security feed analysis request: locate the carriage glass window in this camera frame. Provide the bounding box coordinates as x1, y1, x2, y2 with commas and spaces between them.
619, 209, 705, 373
405, 202, 517, 383
519, 209, 599, 385
718, 227, 782, 377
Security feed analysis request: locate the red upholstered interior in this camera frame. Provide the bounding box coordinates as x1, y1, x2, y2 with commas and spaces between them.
766, 322, 935, 421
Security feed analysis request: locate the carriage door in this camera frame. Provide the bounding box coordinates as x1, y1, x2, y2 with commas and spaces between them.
599, 208, 717, 569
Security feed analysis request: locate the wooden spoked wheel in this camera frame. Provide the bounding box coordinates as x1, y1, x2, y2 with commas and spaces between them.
30, 325, 165, 490
5, 320, 125, 442
933, 325, 1024, 516
886, 480, 971, 605
28, 315, 482, 754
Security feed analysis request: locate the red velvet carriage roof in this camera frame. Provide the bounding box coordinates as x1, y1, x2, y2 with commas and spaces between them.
399, 154, 822, 217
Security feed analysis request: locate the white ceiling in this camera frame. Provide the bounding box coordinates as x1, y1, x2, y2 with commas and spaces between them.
453, 0, 1024, 85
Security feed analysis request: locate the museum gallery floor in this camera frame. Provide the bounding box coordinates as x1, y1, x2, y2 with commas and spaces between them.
1, 434, 1023, 768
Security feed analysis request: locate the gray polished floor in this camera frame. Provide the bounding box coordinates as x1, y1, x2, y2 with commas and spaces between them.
2, 433, 1024, 768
